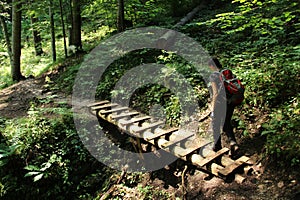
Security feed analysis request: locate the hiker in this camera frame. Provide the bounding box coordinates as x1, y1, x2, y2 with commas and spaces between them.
208, 57, 243, 153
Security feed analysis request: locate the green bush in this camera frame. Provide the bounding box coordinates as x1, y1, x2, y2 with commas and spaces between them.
181, 0, 300, 167
261, 96, 300, 166
0, 105, 112, 199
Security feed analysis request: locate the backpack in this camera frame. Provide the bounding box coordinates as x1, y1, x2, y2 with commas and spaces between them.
219, 69, 245, 105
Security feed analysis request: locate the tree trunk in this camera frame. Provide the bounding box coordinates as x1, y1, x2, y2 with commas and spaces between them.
157, 1, 207, 49
173, 2, 206, 29
59, 0, 68, 58
30, 16, 43, 56
117, 0, 125, 32
49, 0, 56, 61
0, 16, 13, 66
71, 0, 82, 51
11, 0, 24, 81
170, 0, 180, 17
68, 0, 73, 45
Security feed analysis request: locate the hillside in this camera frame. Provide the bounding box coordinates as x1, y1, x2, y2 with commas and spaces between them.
0, 0, 299, 199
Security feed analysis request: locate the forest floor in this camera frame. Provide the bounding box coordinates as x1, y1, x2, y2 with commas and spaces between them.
0, 70, 299, 200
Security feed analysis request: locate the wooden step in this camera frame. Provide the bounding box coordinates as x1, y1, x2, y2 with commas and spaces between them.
211, 163, 246, 183
197, 148, 229, 167
178, 141, 211, 157
87, 100, 110, 107
145, 127, 179, 141
91, 103, 119, 111
99, 107, 129, 115
111, 111, 140, 120
161, 134, 194, 148
132, 121, 164, 134
218, 156, 249, 176
120, 116, 152, 126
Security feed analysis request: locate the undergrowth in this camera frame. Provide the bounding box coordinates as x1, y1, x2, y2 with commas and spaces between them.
0, 103, 115, 199
181, 0, 300, 166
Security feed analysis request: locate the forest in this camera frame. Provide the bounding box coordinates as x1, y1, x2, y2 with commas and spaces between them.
0, 0, 299, 199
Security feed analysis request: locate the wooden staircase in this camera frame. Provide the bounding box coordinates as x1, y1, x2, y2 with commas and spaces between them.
88, 100, 253, 183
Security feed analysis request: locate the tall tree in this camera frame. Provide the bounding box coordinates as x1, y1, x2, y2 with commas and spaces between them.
117, 0, 125, 32
68, 0, 73, 46
11, 0, 24, 81
49, 0, 56, 61
59, 0, 68, 58
0, 2, 12, 66
0, 15, 12, 66
170, 0, 180, 17
70, 0, 82, 52
30, 13, 44, 56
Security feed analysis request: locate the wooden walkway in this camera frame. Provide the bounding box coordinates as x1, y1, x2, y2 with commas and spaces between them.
88, 100, 253, 183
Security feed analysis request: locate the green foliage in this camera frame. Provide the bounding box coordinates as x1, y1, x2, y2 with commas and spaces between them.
96, 49, 207, 127
125, 0, 167, 25
0, 36, 63, 88
81, 0, 172, 29
181, 0, 300, 167
0, 143, 20, 167
231, 54, 299, 108
0, 104, 114, 199
137, 185, 170, 200
261, 97, 300, 166
203, 0, 299, 43
54, 63, 81, 93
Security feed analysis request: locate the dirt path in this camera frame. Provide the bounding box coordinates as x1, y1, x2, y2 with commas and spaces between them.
0, 77, 71, 118
0, 78, 44, 118
0, 77, 299, 200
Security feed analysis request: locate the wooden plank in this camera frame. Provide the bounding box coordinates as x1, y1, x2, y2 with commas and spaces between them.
144, 127, 179, 141
235, 174, 246, 184
120, 116, 152, 126
111, 111, 139, 119
211, 163, 224, 176
211, 163, 246, 183
218, 156, 249, 176
161, 134, 194, 148
133, 121, 164, 133
197, 148, 229, 167
99, 107, 129, 114
221, 156, 235, 166
87, 100, 110, 107
178, 141, 211, 157
91, 103, 119, 111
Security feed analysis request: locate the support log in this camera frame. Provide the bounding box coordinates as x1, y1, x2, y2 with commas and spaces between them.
156, 0, 207, 49
173, 2, 207, 29
211, 163, 246, 184
219, 156, 249, 176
